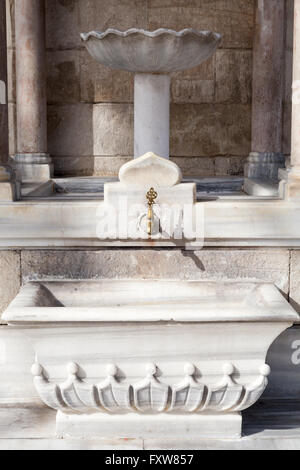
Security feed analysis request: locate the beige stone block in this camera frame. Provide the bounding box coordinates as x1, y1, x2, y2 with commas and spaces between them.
214, 0, 254, 15
172, 157, 214, 177
52, 156, 131, 177
6, 0, 14, 49
48, 104, 93, 157
80, 51, 133, 103
52, 156, 95, 177
0, 182, 16, 201
46, 0, 81, 50
0, 251, 20, 319
215, 156, 247, 176
79, 0, 148, 33
290, 251, 300, 314
148, 0, 254, 49
171, 59, 215, 104
93, 104, 134, 156
172, 80, 214, 104
170, 104, 251, 157
8, 103, 16, 156
282, 102, 292, 156
7, 48, 15, 104
215, 50, 252, 104
47, 50, 80, 104
21, 250, 290, 295
285, 0, 295, 51
214, 1, 254, 48
147, 1, 216, 35
284, 49, 293, 104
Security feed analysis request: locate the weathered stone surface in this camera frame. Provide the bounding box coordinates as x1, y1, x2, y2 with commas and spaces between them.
93, 104, 134, 156
215, 50, 252, 104
171, 58, 214, 104
170, 104, 251, 157
172, 157, 214, 177
290, 251, 300, 313
148, 0, 254, 49
251, 0, 285, 155
48, 104, 93, 156
285, 0, 295, 51
214, 0, 254, 48
52, 156, 216, 179
52, 156, 95, 177
215, 156, 246, 176
21, 250, 290, 294
53, 156, 131, 177
79, 0, 147, 33
8, 103, 16, 156
80, 51, 133, 103
0, 251, 20, 319
90, 103, 251, 160
47, 50, 80, 104
94, 156, 131, 177
7, 48, 15, 104
6, 0, 14, 49
282, 102, 292, 156
46, 0, 81, 50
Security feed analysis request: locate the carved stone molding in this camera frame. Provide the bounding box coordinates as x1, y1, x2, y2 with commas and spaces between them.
32, 362, 271, 415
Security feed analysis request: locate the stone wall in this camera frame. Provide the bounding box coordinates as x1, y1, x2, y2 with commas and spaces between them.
6, 0, 257, 178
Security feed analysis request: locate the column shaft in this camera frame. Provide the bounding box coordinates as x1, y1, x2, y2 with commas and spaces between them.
245, 0, 285, 180
15, 0, 51, 182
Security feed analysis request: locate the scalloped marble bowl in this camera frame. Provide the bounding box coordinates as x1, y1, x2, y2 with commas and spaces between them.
80, 28, 222, 73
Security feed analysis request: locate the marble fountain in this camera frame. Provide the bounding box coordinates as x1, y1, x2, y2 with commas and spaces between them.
2, 27, 299, 443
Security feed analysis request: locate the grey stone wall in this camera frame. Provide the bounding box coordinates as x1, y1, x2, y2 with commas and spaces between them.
0, 248, 299, 400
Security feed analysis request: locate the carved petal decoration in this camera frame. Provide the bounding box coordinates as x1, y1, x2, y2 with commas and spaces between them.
133, 364, 169, 413
97, 365, 132, 412
233, 365, 271, 412
202, 364, 244, 412
170, 364, 205, 413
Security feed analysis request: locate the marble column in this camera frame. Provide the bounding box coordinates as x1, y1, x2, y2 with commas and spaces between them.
14, 0, 51, 183
0, 0, 18, 200
282, 0, 300, 199
245, 0, 285, 181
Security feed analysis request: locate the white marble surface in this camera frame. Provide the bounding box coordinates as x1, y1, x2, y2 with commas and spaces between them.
0, 405, 300, 449
81, 29, 221, 74
2, 279, 296, 439
0, 197, 300, 247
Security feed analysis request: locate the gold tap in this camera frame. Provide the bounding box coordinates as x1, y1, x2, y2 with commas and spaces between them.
146, 187, 158, 238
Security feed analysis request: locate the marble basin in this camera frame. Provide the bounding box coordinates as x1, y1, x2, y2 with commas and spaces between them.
3, 280, 297, 440
80, 28, 222, 73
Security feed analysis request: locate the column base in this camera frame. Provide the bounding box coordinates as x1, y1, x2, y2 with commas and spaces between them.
0, 166, 20, 201
14, 154, 53, 183
56, 411, 242, 440
244, 152, 286, 181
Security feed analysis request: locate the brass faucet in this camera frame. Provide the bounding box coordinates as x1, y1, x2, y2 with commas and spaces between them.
146, 187, 158, 238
